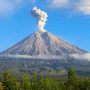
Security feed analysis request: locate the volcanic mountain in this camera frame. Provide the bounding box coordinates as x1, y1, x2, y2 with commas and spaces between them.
1, 31, 86, 56
0, 6, 90, 77
0, 30, 90, 77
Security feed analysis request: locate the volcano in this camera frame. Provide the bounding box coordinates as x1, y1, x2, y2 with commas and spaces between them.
0, 31, 90, 77
0, 7, 90, 77
1, 31, 86, 56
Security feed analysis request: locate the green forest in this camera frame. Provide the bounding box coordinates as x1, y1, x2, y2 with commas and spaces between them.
0, 68, 90, 90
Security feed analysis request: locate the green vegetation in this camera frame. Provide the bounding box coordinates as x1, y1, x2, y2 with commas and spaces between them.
0, 68, 90, 90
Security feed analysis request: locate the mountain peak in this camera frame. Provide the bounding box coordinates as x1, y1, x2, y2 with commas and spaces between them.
38, 29, 46, 33
1, 31, 86, 56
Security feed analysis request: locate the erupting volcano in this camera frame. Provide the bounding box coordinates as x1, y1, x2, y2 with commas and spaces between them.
0, 7, 90, 76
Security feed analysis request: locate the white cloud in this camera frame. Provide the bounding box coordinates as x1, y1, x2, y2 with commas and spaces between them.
0, 0, 24, 15
49, 0, 90, 15
49, 0, 69, 8
75, 0, 90, 15
0, 0, 90, 16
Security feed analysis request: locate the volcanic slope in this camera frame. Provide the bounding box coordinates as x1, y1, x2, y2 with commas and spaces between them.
2, 31, 86, 56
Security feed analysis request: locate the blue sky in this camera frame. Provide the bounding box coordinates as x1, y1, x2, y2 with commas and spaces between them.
0, 0, 90, 52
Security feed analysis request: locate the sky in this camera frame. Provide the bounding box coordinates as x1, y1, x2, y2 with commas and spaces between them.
0, 0, 90, 52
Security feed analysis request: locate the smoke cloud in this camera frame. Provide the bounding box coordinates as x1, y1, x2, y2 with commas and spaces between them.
31, 7, 48, 32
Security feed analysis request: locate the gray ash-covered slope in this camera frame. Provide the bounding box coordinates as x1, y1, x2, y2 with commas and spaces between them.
2, 31, 86, 56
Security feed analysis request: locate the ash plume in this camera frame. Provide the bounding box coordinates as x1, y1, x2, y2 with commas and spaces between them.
31, 7, 48, 32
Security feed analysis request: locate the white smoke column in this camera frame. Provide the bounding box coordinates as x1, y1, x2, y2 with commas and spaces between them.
31, 7, 48, 32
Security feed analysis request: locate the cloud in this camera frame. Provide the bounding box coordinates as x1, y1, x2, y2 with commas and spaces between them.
50, 0, 69, 8
0, 0, 24, 15
0, 0, 90, 16
75, 0, 90, 15
49, 0, 90, 15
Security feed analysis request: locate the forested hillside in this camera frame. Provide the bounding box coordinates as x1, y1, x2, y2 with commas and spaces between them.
0, 68, 90, 90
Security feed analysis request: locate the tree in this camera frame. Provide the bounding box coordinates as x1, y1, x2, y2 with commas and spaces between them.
21, 74, 31, 90
78, 78, 90, 90
38, 74, 45, 90
68, 67, 76, 80
15, 82, 20, 90
65, 67, 79, 90
0, 82, 4, 90
3, 72, 17, 90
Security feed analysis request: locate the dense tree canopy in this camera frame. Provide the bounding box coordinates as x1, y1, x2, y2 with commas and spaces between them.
0, 68, 90, 90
